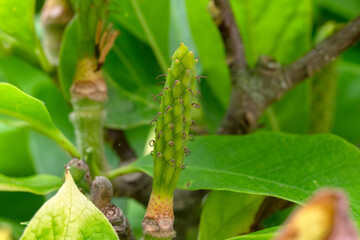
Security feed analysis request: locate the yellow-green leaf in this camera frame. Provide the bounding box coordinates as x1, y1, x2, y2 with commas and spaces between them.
20, 170, 118, 240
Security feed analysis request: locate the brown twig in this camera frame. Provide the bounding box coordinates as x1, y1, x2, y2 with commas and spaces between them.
212, 0, 248, 81
105, 129, 137, 163
218, 15, 360, 134
104, 128, 153, 205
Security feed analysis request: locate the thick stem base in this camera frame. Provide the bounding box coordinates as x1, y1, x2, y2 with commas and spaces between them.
142, 192, 175, 239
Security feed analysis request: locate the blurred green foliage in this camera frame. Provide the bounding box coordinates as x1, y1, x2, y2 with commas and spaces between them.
0, 0, 359, 239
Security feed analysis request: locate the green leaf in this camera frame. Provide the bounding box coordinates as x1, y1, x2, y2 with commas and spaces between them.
0, 83, 79, 157
0, 173, 62, 195
0, 124, 35, 176
169, 0, 199, 58
0, 55, 75, 139
226, 227, 279, 240
0, 123, 45, 224
199, 191, 264, 240
315, 0, 360, 19
20, 170, 118, 240
112, 0, 170, 71
230, 0, 312, 65
105, 76, 158, 129
132, 132, 360, 224
58, 17, 78, 100
0, 0, 50, 71
186, 0, 231, 109
0, 55, 51, 94
333, 61, 360, 144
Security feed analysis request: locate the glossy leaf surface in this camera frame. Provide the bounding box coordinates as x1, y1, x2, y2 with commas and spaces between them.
133, 133, 360, 223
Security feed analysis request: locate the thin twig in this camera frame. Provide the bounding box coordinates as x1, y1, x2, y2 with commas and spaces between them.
213, 0, 247, 81
105, 129, 137, 162
284, 15, 360, 87
218, 15, 360, 134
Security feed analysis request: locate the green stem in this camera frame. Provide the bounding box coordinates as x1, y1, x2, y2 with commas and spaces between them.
265, 107, 280, 132
70, 99, 107, 177
106, 165, 142, 180
309, 62, 337, 133
54, 131, 81, 158
309, 22, 339, 134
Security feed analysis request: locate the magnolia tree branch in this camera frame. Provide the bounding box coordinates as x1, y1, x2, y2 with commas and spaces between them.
211, 0, 360, 233
104, 129, 153, 205
105, 129, 137, 163
218, 14, 360, 134
213, 0, 247, 80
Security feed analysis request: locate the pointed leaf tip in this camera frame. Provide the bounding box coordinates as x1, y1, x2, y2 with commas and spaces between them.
20, 170, 118, 240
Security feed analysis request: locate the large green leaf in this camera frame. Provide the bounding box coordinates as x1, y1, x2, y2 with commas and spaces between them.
0, 83, 79, 157
0, 173, 61, 195
112, 0, 170, 71
20, 170, 118, 240
0, 0, 50, 70
199, 191, 264, 240
227, 227, 279, 240
131, 132, 360, 224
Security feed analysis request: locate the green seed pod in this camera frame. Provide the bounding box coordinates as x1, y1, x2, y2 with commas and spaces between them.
143, 43, 199, 239
153, 43, 197, 196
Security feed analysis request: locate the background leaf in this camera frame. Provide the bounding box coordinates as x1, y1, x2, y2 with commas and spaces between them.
199, 191, 264, 240
112, 0, 170, 71
0, 217, 25, 239
333, 61, 360, 144
0, 124, 45, 224
132, 132, 360, 225
314, 0, 360, 19
185, 0, 231, 132
0, 0, 50, 70
230, 0, 312, 66
0, 174, 62, 195
20, 170, 118, 240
